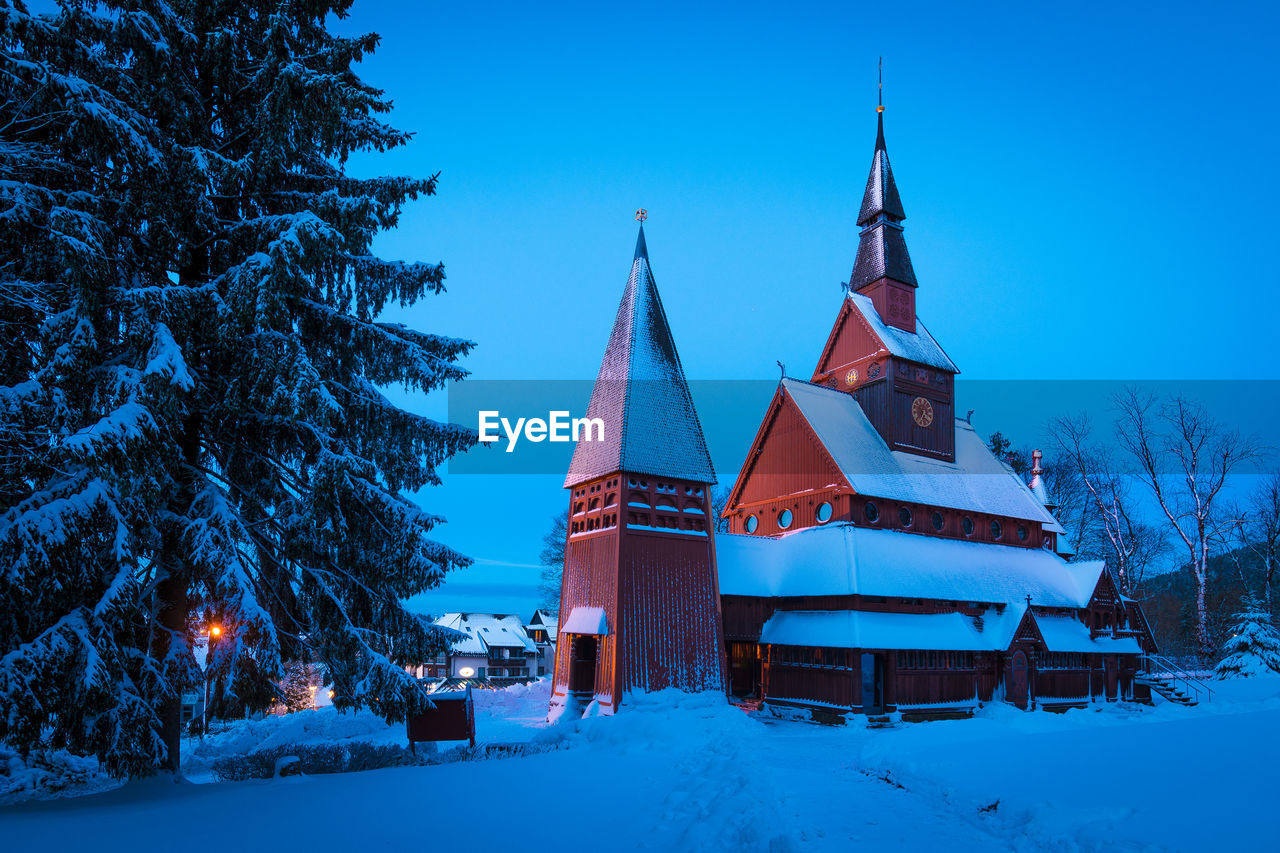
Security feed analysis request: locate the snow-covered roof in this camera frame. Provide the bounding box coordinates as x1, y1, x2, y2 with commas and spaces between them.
781, 378, 1056, 525
564, 226, 715, 487
433, 613, 538, 654
845, 292, 955, 372
560, 606, 608, 636
762, 609, 1004, 651
1034, 615, 1143, 654
717, 522, 1105, 608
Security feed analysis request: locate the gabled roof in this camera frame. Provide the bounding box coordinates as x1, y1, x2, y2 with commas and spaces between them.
779, 378, 1053, 523
843, 292, 956, 372
717, 522, 1106, 608
564, 225, 715, 487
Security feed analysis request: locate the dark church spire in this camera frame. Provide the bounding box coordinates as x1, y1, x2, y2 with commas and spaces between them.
849, 96, 917, 293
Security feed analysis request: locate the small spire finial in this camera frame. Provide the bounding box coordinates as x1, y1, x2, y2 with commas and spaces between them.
1032, 449, 1044, 476
877, 56, 884, 113
635, 208, 648, 222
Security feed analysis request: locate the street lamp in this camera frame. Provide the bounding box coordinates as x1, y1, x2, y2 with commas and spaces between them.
201, 625, 222, 740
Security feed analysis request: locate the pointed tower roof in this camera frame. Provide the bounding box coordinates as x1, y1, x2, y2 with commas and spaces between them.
564, 224, 715, 488
850, 111, 917, 291
856, 113, 906, 226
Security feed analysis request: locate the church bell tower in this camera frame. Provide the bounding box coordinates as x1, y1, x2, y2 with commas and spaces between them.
549, 218, 727, 717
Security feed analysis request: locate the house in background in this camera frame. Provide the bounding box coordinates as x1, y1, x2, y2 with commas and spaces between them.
414, 613, 555, 683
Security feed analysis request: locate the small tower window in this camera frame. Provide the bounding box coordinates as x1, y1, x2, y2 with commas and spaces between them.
990, 520, 1003, 540
962, 517, 974, 537
815, 502, 833, 523
864, 502, 880, 523
778, 509, 793, 530
745, 514, 759, 534
899, 507, 913, 528
931, 511, 945, 531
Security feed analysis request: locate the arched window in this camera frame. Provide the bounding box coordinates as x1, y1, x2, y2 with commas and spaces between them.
990, 519, 1003, 540
864, 502, 880, 523
815, 502, 833, 523
745, 514, 759, 534
962, 517, 974, 536
899, 507, 913, 528
931, 511, 945, 531
778, 509, 793, 530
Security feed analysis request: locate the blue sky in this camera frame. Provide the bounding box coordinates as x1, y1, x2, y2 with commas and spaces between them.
324, 1, 1280, 615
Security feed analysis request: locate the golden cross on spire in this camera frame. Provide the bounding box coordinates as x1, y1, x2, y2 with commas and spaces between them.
635, 208, 648, 222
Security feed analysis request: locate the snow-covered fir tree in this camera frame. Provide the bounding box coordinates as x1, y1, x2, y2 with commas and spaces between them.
0, 0, 473, 777
281, 662, 317, 713
1215, 597, 1280, 679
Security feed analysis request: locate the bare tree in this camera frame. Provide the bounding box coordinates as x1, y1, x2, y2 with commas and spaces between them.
1233, 474, 1280, 608
710, 485, 732, 534
1115, 390, 1262, 659
1050, 412, 1167, 595
537, 510, 569, 610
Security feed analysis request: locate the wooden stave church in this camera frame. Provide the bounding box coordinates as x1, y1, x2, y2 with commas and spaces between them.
551, 108, 1157, 720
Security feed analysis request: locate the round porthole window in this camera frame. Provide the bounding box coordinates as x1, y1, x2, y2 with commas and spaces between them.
745, 514, 759, 534
962, 517, 974, 536
864, 502, 880, 523
899, 507, 913, 528
990, 520, 1003, 540
816, 501, 833, 523
931, 511, 945, 531
1017, 525, 1028, 541
778, 509, 794, 529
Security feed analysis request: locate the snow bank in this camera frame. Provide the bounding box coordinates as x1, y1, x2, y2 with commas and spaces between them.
0, 747, 114, 805
856, 676, 1280, 852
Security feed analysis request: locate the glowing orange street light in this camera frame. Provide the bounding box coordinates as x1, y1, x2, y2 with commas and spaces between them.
209, 625, 222, 638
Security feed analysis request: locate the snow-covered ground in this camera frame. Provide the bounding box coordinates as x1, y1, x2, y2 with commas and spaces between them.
3, 677, 1279, 852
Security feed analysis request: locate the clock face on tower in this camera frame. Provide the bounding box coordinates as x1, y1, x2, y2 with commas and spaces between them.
911, 396, 934, 428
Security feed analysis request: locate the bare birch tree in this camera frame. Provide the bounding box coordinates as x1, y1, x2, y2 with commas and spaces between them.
1050, 412, 1166, 595
1115, 389, 1261, 659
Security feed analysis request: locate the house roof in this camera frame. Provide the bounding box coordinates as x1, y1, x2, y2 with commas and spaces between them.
564, 224, 715, 487
780, 379, 1056, 524
717, 522, 1105, 608
844, 292, 956, 372
433, 613, 538, 654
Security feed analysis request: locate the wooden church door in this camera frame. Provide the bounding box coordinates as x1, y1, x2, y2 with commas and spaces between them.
1010, 650, 1029, 709
861, 653, 885, 714
569, 635, 598, 698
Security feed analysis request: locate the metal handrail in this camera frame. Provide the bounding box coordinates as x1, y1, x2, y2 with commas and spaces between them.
1138, 653, 1214, 703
